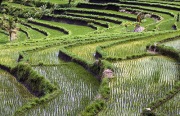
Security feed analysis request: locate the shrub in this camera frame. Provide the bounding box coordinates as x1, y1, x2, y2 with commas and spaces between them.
11, 63, 57, 97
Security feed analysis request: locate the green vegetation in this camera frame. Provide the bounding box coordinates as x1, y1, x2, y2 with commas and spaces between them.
0, 69, 35, 116
25, 63, 99, 115
0, 0, 180, 115
162, 38, 180, 50
99, 56, 179, 115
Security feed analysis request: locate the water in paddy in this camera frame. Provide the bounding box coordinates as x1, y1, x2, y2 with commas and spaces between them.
29, 47, 63, 65
99, 56, 179, 116
25, 62, 99, 116
0, 69, 35, 115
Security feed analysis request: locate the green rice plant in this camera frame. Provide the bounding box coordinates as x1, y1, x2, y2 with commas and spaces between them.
104, 39, 150, 58
98, 56, 179, 116
139, 0, 180, 7
103, 31, 180, 59
162, 38, 180, 51
117, 1, 180, 12
35, 19, 94, 36
64, 12, 122, 27
67, 40, 117, 63
24, 62, 99, 115
154, 93, 180, 115
27, 19, 70, 35
0, 45, 40, 67
0, 69, 35, 115
28, 47, 64, 65
27, 23, 66, 38
19, 24, 46, 40
16, 29, 28, 41
157, 19, 176, 31
0, 1, 180, 115
0, 48, 20, 67
55, 8, 137, 21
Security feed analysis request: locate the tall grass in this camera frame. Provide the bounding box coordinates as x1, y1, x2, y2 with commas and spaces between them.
103, 31, 180, 59
35, 19, 95, 36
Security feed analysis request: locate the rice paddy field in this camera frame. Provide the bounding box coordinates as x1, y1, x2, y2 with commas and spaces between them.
0, 70, 35, 116
154, 93, 180, 115
26, 63, 99, 115
0, 0, 180, 115
98, 56, 179, 116
162, 38, 180, 51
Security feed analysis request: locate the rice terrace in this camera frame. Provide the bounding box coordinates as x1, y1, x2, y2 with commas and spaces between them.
0, 0, 180, 115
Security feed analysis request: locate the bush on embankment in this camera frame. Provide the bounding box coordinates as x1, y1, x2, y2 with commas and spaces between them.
58, 47, 113, 78
147, 44, 180, 61
11, 63, 57, 97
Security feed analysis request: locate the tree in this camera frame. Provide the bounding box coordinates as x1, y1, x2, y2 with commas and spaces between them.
137, 12, 144, 23
0, 0, 2, 5
0, 16, 18, 41
68, 0, 72, 5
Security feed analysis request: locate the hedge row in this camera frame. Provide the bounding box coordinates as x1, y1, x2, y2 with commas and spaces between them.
20, 31, 139, 46
11, 63, 57, 97
28, 19, 70, 35
22, 23, 50, 37
19, 28, 31, 39
13, 0, 76, 8
0, 63, 12, 72
65, 12, 122, 24
77, 2, 174, 18
115, 3, 175, 18
88, 23, 98, 30
139, 0, 180, 7
41, 14, 109, 28
95, 30, 180, 60
15, 90, 60, 116
54, 8, 137, 21
117, 1, 180, 11
147, 45, 180, 61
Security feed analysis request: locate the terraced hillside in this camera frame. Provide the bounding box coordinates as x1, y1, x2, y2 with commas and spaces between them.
0, 0, 180, 116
